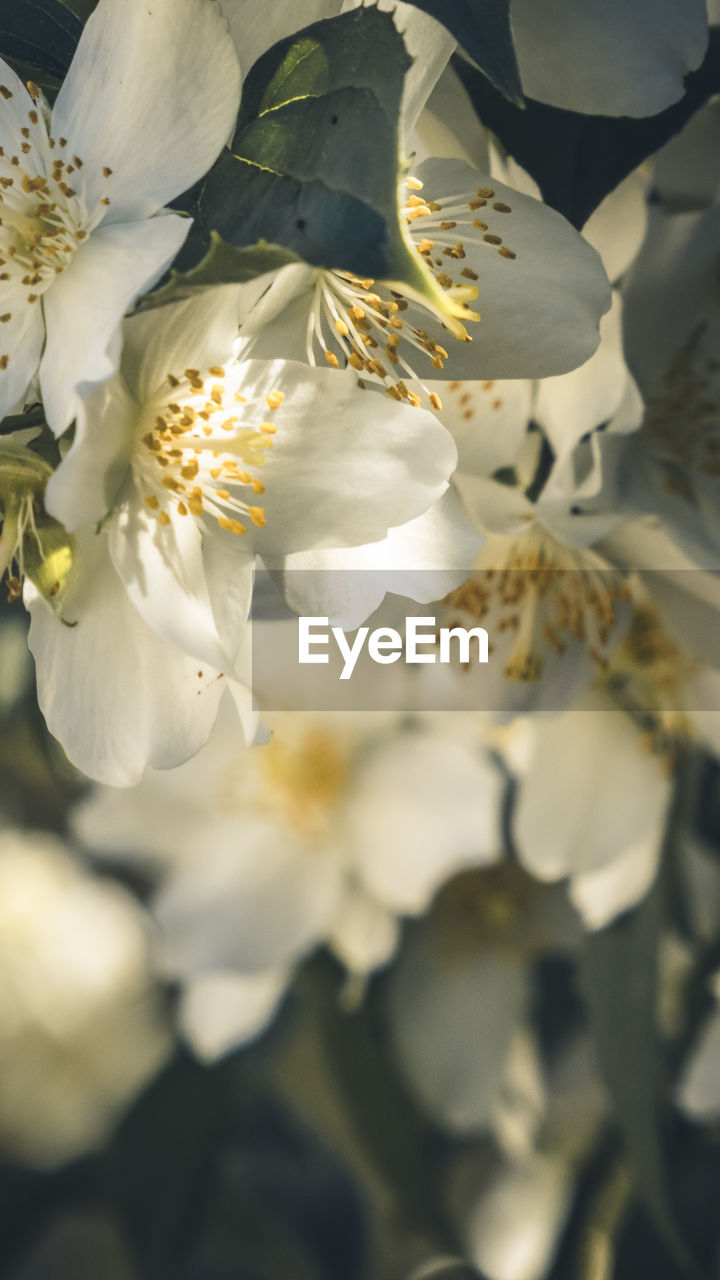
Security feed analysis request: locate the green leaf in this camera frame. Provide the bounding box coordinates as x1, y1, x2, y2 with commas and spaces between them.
579, 881, 696, 1273
401, 0, 523, 106
200, 7, 409, 281
301, 954, 465, 1261
138, 233, 301, 312
0, 0, 82, 82
154, 6, 469, 333
455, 32, 720, 229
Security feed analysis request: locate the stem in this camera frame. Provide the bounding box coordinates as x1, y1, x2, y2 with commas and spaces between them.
576, 1158, 634, 1280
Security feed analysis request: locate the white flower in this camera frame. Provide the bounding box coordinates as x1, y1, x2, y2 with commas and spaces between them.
74, 709, 504, 1061
26, 286, 457, 783
510, 690, 673, 929
0, 0, 241, 433
0, 829, 169, 1168
385, 875, 601, 1280
240, 158, 611, 408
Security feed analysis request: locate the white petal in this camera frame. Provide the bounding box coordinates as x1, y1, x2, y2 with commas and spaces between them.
277, 488, 482, 630
466, 1151, 573, 1280
121, 286, 250, 403
51, 0, 241, 222
41, 214, 190, 434
44, 375, 137, 530
569, 830, 663, 930
0, 290, 44, 422
110, 499, 253, 673
329, 888, 400, 973
389, 929, 529, 1133
412, 65, 491, 171
582, 170, 650, 284
154, 819, 344, 975
430, 376, 532, 477
452, 473, 535, 537
514, 693, 672, 883
533, 293, 642, 462
346, 729, 503, 913
239, 362, 457, 558
26, 530, 225, 786
179, 968, 290, 1060
412, 158, 611, 379
510, 0, 708, 117
677, 1002, 720, 1121
222, 0, 339, 80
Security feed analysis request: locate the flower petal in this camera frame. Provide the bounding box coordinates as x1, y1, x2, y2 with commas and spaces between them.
26, 530, 226, 786
514, 693, 672, 884
0, 287, 44, 422
179, 968, 290, 1060
346, 728, 503, 913
51, 0, 241, 222
276, 488, 482, 630
222, 0, 338, 80
431, 376, 532, 477
533, 293, 643, 463
121, 286, 252, 404
329, 888, 400, 973
569, 830, 662, 931
41, 213, 190, 434
44, 375, 138, 530
409, 158, 611, 380
110, 499, 254, 673
466, 1151, 573, 1280
510, 0, 708, 117
154, 818, 344, 975
238, 361, 457, 558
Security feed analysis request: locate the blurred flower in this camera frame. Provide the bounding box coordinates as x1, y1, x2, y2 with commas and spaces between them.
74, 709, 503, 1060
0, 829, 169, 1168
0, 0, 241, 433
386, 865, 604, 1280
510, 690, 673, 929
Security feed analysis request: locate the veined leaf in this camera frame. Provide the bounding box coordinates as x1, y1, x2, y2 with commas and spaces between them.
160, 7, 467, 326
138, 234, 300, 311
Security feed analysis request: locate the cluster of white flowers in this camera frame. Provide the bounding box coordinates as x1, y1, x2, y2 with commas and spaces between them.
2, 0, 720, 1275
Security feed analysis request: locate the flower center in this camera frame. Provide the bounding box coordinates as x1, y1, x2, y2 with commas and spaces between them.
0, 79, 114, 374
299, 175, 519, 410
257, 726, 351, 838
214, 721, 353, 842
135, 364, 282, 536
643, 329, 720, 497
442, 528, 630, 682
604, 603, 692, 750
